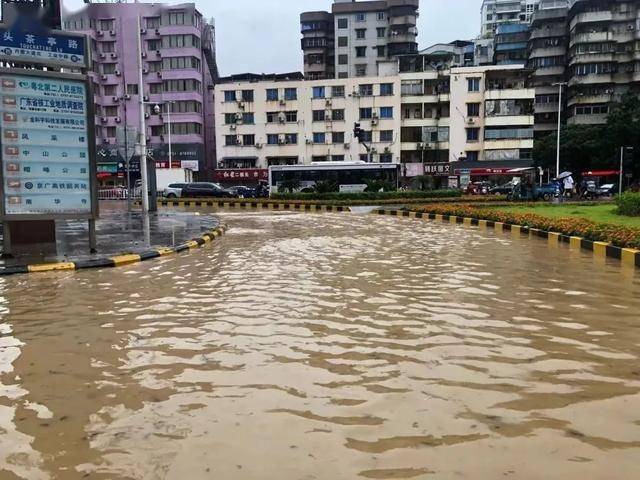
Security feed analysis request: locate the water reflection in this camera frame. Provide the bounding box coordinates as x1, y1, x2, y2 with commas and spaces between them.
0, 211, 639, 479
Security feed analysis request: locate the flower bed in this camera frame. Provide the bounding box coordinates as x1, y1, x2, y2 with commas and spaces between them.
410, 203, 640, 249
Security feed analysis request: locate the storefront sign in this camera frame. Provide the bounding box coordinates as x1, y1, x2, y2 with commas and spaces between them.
1, 73, 92, 216
0, 24, 87, 69
180, 160, 199, 171
424, 162, 451, 176
403, 163, 424, 178
213, 169, 268, 182
455, 168, 514, 176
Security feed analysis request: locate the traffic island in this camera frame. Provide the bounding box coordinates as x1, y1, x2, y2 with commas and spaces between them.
0, 202, 226, 276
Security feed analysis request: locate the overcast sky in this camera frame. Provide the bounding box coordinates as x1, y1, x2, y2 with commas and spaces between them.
63, 0, 480, 76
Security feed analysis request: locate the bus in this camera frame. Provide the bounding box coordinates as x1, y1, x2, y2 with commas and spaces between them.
268, 162, 400, 194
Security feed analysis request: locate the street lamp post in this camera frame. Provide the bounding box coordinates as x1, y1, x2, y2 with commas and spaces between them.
552, 82, 568, 179
136, 15, 149, 214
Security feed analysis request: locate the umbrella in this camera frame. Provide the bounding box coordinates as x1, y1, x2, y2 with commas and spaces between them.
557, 171, 573, 180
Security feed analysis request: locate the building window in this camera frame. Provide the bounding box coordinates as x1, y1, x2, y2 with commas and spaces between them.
242, 112, 255, 124
312, 86, 325, 99
243, 134, 255, 146
266, 88, 278, 101
225, 135, 237, 146
151, 125, 165, 137
377, 12, 385, 20
224, 113, 236, 124
468, 77, 481, 92
359, 84, 373, 96
161, 34, 200, 49
147, 39, 161, 50
284, 133, 298, 144
126, 84, 138, 95
99, 19, 114, 31
285, 111, 297, 122
101, 42, 115, 53
338, 72, 348, 79
377, 27, 386, 38
224, 90, 236, 102
356, 28, 366, 39
379, 153, 392, 163
338, 54, 348, 65
332, 132, 345, 144
312, 110, 326, 122
146, 17, 161, 29
170, 100, 202, 113
379, 106, 393, 119
332, 109, 345, 121
361, 130, 372, 142
360, 107, 372, 119
313, 132, 326, 144
467, 103, 480, 117
312, 155, 328, 162
355, 64, 367, 77
267, 134, 279, 145
104, 106, 118, 117
466, 128, 480, 142
380, 83, 393, 96
103, 85, 117, 96
377, 46, 386, 57
379, 130, 393, 142
105, 126, 116, 138
331, 155, 345, 162
147, 61, 161, 73
163, 79, 201, 92
241, 90, 254, 102
101, 63, 116, 74
338, 36, 348, 47
284, 88, 297, 100
337, 18, 348, 28
170, 122, 202, 135
355, 46, 366, 57
149, 82, 163, 94
162, 56, 201, 71
466, 151, 479, 161
356, 13, 366, 22
331, 86, 345, 98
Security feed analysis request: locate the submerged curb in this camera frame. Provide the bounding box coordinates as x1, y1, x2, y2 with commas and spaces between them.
149, 199, 351, 212
0, 224, 228, 277
373, 209, 640, 270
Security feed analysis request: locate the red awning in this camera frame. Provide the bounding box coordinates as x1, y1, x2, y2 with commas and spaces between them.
97, 172, 112, 179
581, 170, 620, 176
455, 167, 532, 176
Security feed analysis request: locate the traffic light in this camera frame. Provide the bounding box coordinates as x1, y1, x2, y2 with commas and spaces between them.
624, 146, 635, 169
353, 122, 362, 143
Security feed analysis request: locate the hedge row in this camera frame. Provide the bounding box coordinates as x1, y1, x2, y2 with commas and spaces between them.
410, 203, 640, 249
616, 191, 640, 217
271, 189, 462, 201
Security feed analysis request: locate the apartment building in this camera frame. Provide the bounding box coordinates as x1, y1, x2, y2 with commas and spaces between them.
567, 0, 640, 126
449, 65, 535, 164
64, 2, 218, 182
481, 0, 546, 38
528, 1, 569, 137
494, 23, 531, 64
214, 75, 402, 170
300, 0, 419, 79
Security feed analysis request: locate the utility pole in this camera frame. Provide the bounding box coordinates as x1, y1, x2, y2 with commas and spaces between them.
136, 15, 149, 214
552, 82, 567, 179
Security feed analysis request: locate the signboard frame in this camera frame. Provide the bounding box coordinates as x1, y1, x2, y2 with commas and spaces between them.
0, 21, 89, 70
0, 67, 98, 222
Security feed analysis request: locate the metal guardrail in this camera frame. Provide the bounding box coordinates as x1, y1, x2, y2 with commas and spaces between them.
98, 188, 141, 200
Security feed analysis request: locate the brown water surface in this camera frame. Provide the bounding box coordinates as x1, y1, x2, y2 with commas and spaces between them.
1, 211, 639, 480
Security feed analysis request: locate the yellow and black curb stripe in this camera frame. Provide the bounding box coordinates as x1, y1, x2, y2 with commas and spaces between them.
0, 224, 228, 277
373, 209, 640, 270
141, 199, 351, 212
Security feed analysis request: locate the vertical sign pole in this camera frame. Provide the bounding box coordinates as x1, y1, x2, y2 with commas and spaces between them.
88, 218, 97, 253
619, 146, 624, 196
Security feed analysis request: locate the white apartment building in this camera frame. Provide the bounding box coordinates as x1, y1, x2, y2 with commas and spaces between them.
481, 0, 547, 37
214, 65, 535, 183
214, 75, 402, 169
449, 65, 535, 163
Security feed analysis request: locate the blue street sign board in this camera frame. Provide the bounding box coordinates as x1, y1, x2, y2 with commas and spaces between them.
0, 24, 87, 69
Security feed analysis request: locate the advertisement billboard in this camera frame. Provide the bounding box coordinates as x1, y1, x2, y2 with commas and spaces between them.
0, 70, 96, 219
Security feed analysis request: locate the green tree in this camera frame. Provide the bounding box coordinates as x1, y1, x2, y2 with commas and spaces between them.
606, 92, 640, 179
279, 178, 301, 193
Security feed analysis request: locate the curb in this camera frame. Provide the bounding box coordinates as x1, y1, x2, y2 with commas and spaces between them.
144, 200, 351, 212
372, 209, 640, 270
0, 224, 228, 277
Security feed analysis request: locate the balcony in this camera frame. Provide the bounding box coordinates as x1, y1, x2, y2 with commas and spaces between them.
485, 88, 535, 100
532, 66, 566, 77
529, 26, 567, 40
569, 73, 613, 86
390, 14, 417, 26
528, 46, 566, 59
569, 52, 614, 66
570, 31, 613, 47
535, 102, 560, 113
485, 115, 535, 127
570, 11, 613, 30
388, 31, 417, 43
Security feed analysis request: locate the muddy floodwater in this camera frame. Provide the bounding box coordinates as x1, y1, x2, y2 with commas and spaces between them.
1, 211, 640, 480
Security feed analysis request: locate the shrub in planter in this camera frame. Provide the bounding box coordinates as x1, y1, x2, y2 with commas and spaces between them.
616, 191, 640, 217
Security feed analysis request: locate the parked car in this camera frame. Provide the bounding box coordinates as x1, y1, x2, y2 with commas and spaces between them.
465, 181, 491, 195
597, 183, 616, 197
163, 182, 188, 198
181, 182, 236, 198
507, 182, 560, 201
489, 182, 517, 195
227, 185, 257, 198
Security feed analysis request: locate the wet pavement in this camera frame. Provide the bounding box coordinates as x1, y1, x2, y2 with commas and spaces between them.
0, 210, 639, 479
0, 201, 219, 266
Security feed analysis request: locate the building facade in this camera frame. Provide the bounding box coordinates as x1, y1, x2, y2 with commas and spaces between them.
214, 75, 402, 170
481, 0, 546, 38
63, 2, 218, 184
300, 0, 419, 79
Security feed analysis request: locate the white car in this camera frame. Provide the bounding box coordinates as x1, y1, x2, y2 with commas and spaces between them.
162, 182, 188, 198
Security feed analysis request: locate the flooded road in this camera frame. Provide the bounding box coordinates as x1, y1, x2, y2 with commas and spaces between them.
1, 211, 640, 480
